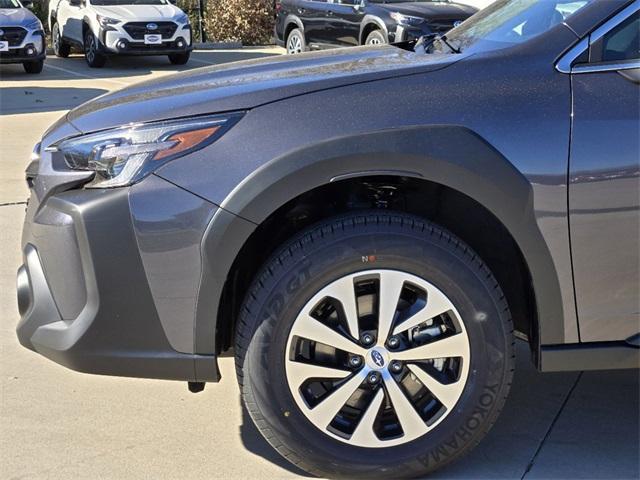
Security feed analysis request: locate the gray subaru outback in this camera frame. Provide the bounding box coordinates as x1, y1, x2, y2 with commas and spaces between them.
16, 0, 639, 477
0, 0, 45, 73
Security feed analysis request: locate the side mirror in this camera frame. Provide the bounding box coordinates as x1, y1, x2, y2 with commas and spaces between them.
22, 0, 34, 8
168, 0, 177, 4
68, 0, 81, 6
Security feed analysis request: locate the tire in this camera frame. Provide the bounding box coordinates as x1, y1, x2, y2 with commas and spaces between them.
236, 211, 514, 479
365, 29, 387, 46
23, 59, 43, 74
168, 52, 190, 65
84, 30, 106, 68
51, 22, 70, 58
286, 28, 305, 54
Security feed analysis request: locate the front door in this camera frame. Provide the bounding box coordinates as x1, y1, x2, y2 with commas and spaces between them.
569, 9, 640, 342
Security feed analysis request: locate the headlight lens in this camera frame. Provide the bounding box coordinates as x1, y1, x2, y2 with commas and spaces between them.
390, 12, 424, 26
25, 20, 43, 31
49, 114, 242, 188
175, 13, 189, 24
97, 15, 120, 28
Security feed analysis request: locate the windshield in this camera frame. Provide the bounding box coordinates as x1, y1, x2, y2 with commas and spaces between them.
431, 0, 593, 54
0, 0, 21, 8
90, 0, 169, 5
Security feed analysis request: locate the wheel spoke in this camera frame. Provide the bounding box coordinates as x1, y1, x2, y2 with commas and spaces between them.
350, 388, 384, 444
287, 361, 352, 391
391, 333, 468, 362
322, 276, 360, 339
382, 371, 426, 438
392, 285, 453, 336
308, 370, 368, 427
408, 365, 465, 410
290, 314, 366, 356
377, 271, 406, 346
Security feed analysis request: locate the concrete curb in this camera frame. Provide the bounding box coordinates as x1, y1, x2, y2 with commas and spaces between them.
193, 41, 243, 50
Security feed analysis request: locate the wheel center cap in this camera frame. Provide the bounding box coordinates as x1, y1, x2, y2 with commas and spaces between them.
367, 347, 390, 370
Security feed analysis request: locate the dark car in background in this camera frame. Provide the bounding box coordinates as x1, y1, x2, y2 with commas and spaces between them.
275, 0, 477, 53
16, 0, 639, 478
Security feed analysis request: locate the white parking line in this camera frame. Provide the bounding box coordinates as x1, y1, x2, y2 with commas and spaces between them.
43, 62, 129, 86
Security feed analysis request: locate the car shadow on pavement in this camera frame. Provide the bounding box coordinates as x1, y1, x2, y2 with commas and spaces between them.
0, 86, 109, 115
240, 401, 313, 477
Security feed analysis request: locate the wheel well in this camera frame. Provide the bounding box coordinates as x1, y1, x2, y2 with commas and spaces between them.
361, 23, 381, 45
216, 176, 538, 353
82, 21, 90, 38
284, 22, 300, 43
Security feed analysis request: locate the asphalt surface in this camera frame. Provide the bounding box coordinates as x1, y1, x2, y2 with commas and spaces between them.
1, 49, 639, 480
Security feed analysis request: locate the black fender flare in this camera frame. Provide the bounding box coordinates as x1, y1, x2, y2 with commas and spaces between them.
359, 15, 388, 44
194, 125, 567, 357
284, 14, 304, 40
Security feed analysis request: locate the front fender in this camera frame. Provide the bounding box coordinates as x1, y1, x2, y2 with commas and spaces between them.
191, 125, 567, 356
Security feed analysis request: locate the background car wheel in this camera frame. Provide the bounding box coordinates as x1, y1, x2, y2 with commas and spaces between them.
236, 211, 515, 478
52, 22, 70, 58
23, 59, 43, 74
168, 52, 190, 65
365, 30, 387, 46
286, 28, 305, 54
84, 31, 106, 68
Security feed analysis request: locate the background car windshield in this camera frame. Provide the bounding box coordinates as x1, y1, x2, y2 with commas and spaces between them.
432, 0, 592, 53
90, 0, 169, 5
0, 0, 21, 8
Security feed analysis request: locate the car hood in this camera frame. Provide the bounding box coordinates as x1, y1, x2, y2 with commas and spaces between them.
93, 4, 182, 21
0, 7, 39, 27
380, 1, 477, 20
66, 46, 467, 133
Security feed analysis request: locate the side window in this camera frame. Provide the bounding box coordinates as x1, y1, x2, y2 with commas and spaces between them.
593, 12, 640, 62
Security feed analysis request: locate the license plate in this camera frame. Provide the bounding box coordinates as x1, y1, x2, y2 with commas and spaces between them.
144, 34, 162, 45
0, 41, 8, 52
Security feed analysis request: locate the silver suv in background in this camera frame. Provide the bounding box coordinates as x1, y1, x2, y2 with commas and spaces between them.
0, 0, 45, 73
49, 0, 192, 68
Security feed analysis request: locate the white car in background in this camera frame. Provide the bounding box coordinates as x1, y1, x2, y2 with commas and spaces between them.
49, 0, 192, 68
0, 0, 45, 73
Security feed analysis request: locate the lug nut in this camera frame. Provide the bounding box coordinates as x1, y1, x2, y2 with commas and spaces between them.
349, 356, 362, 368
367, 371, 380, 385
387, 336, 400, 349
389, 360, 403, 374
361, 333, 375, 347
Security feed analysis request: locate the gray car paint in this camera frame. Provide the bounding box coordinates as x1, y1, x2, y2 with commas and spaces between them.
16, 0, 639, 377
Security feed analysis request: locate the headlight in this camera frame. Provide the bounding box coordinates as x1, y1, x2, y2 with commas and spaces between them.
25, 20, 43, 31
175, 13, 189, 24
97, 15, 120, 28
48, 114, 242, 188
390, 12, 424, 26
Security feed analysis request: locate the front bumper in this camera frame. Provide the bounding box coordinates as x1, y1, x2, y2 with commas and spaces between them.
98, 24, 192, 56
0, 29, 45, 64
17, 172, 219, 382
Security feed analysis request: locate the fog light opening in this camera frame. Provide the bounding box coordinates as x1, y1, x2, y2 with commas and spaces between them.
177, 40, 184, 48
118, 41, 127, 49
26, 47, 35, 56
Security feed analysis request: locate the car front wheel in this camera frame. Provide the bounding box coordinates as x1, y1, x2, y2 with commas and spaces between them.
51, 22, 70, 58
365, 30, 387, 46
84, 30, 106, 68
168, 52, 190, 65
286, 28, 305, 54
236, 211, 515, 478
23, 59, 43, 74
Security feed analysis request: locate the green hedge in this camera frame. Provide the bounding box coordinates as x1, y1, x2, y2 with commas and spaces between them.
204, 0, 275, 45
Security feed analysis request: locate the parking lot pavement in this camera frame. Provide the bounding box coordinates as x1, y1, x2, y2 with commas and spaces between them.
1, 49, 638, 480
